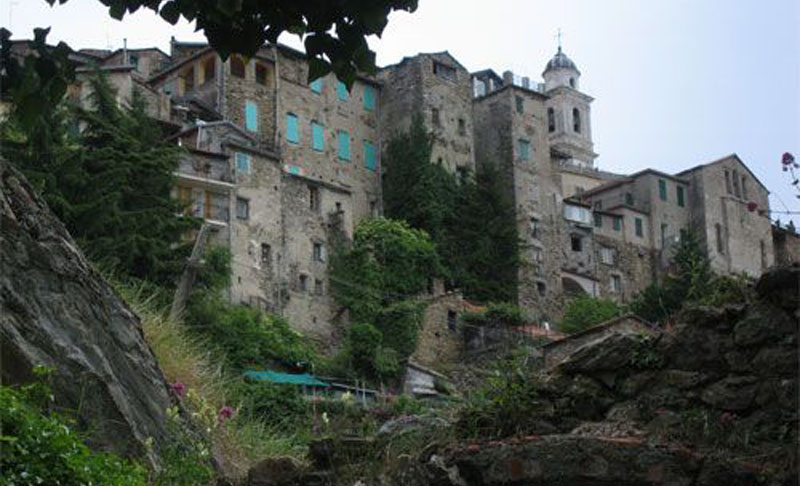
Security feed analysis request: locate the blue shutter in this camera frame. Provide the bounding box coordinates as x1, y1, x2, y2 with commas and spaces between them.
310, 78, 323, 94
286, 114, 299, 143
312, 122, 324, 151
245, 101, 258, 132
338, 131, 350, 161
337, 80, 348, 101
364, 140, 376, 171
363, 85, 375, 111
235, 152, 250, 173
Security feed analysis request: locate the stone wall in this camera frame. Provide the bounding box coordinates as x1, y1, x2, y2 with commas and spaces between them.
411, 292, 470, 370
773, 225, 800, 266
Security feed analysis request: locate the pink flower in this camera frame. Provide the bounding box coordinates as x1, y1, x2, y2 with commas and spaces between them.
747, 201, 758, 212
170, 382, 186, 398
217, 406, 235, 424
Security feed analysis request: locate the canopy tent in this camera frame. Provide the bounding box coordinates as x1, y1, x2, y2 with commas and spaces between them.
243, 369, 330, 387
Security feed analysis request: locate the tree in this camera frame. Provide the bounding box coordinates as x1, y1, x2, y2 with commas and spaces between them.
48, 0, 417, 86
557, 296, 622, 334
67, 73, 197, 282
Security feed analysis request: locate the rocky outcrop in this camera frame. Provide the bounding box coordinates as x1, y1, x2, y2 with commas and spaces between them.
0, 158, 173, 462
388, 266, 799, 486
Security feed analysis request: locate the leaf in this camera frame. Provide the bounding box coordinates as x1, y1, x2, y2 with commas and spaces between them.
159, 1, 181, 24
307, 58, 331, 84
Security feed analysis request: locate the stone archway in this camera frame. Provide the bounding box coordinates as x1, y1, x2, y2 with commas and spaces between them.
562, 275, 590, 298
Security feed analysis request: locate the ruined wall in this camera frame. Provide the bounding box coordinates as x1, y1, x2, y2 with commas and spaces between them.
773, 226, 800, 266
411, 292, 469, 370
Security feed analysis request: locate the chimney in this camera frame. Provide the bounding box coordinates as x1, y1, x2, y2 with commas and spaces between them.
502, 70, 514, 86
522, 77, 530, 89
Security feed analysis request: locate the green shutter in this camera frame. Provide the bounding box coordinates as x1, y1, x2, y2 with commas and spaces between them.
286, 114, 299, 143
613, 216, 622, 231
235, 152, 250, 173
312, 122, 324, 151
594, 213, 602, 228
364, 140, 376, 171
635, 218, 643, 237
338, 130, 350, 161
659, 179, 667, 201
245, 101, 258, 132
310, 78, 323, 94
677, 186, 685, 207
363, 85, 375, 110
337, 80, 348, 101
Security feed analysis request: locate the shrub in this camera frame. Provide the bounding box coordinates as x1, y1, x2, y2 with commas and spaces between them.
462, 302, 528, 327
230, 382, 309, 427
0, 372, 146, 486
558, 296, 622, 334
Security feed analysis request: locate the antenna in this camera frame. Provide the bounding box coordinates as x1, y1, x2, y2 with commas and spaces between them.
8, 0, 19, 32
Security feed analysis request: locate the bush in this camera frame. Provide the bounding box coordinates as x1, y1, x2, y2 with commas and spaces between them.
0, 372, 147, 486
231, 382, 309, 427
558, 296, 622, 334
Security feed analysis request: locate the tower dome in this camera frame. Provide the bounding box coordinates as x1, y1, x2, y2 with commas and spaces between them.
543, 46, 581, 91
543, 46, 580, 75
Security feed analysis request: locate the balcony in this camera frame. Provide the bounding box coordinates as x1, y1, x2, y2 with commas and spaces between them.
175, 154, 234, 191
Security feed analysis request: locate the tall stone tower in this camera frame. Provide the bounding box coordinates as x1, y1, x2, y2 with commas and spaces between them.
543, 46, 597, 168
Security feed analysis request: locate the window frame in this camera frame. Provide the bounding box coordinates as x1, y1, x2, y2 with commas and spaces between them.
658, 179, 667, 201
235, 197, 250, 220
676, 185, 685, 207
364, 140, 377, 171
235, 152, 251, 174
337, 130, 351, 161
635, 217, 643, 237
311, 121, 324, 152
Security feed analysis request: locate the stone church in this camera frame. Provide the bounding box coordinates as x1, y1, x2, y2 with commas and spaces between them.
6, 37, 795, 340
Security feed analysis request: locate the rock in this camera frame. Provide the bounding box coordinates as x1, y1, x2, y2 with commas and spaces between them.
558, 333, 649, 373
733, 305, 796, 348
701, 376, 760, 411
378, 414, 449, 436
755, 264, 799, 313
751, 345, 798, 377
0, 159, 172, 462
660, 323, 733, 372
660, 370, 710, 389
247, 457, 304, 486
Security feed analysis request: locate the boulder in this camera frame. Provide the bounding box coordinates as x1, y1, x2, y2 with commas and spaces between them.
0, 159, 173, 462
701, 376, 760, 411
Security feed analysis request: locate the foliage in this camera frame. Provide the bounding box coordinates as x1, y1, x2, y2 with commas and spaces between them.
49, 0, 417, 86
0, 368, 147, 486
186, 247, 318, 370
461, 302, 527, 327
152, 406, 215, 486
558, 296, 623, 334
329, 219, 440, 380
382, 115, 519, 302
630, 229, 713, 323
229, 382, 308, 428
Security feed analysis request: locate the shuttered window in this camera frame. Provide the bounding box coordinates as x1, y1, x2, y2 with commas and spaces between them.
286, 113, 299, 143
364, 140, 376, 171
338, 130, 350, 161
312, 122, 324, 152
244, 101, 258, 132
363, 85, 375, 110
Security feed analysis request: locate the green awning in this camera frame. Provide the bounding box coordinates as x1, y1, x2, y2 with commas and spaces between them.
243, 370, 330, 387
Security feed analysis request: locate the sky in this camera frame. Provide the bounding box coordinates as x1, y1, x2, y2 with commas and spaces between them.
6, 0, 800, 225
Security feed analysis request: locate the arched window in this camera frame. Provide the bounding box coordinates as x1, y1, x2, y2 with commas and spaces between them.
547, 107, 555, 133
230, 56, 246, 78
569, 77, 575, 88
573, 108, 581, 133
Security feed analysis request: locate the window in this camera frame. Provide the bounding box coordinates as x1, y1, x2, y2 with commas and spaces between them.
310, 77, 323, 94
658, 179, 667, 201
315, 279, 324, 296
230, 56, 245, 78
600, 247, 615, 265
458, 118, 466, 136
610, 275, 622, 294
236, 197, 249, 220
517, 138, 531, 161
235, 152, 251, 173
286, 113, 299, 143
741, 176, 748, 200
613, 215, 622, 231
245, 101, 258, 132
309, 185, 320, 212
661, 223, 668, 247
724, 169, 732, 194
431, 107, 441, 127
594, 213, 602, 228
572, 108, 581, 133
363, 85, 375, 111
313, 242, 326, 262
433, 61, 457, 81
715, 223, 724, 254
298, 274, 308, 292
203, 57, 215, 83
183, 66, 195, 92
515, 96, 524, 114
569, 77, 576, 88
625, 192, 634, 206
530, 217, 540, 239
547, 107, 555, 133
537, 281, 547, 297
677, 185, 685, 207
732, 170, 741, 197
563, 204, 591, 224
447, 310, 457, 331
336, 80, 348, 101
260, 243, 271, 269
364, 140, 377, 171
255, 63, 269, 85
635, 217, 643, 237
571, 235, 582, 252
338, 130, 350, 161
129, 54, 139, 68
311, 122, 324, 151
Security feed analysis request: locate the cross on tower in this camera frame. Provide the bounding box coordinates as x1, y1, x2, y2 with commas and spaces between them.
555, 28, 565, 51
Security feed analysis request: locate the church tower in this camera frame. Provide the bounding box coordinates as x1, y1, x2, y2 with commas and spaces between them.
543, 46, 597, 168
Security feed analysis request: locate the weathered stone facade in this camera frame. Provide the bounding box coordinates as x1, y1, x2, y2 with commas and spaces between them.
411, 291, 471, 370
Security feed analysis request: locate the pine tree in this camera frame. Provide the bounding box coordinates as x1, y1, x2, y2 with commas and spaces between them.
69, 74, 197, 283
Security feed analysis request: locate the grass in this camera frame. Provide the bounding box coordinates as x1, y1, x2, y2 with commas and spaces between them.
115, 282, 309, 481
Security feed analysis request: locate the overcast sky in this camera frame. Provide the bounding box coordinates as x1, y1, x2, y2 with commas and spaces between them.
7, 0, 800, 225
